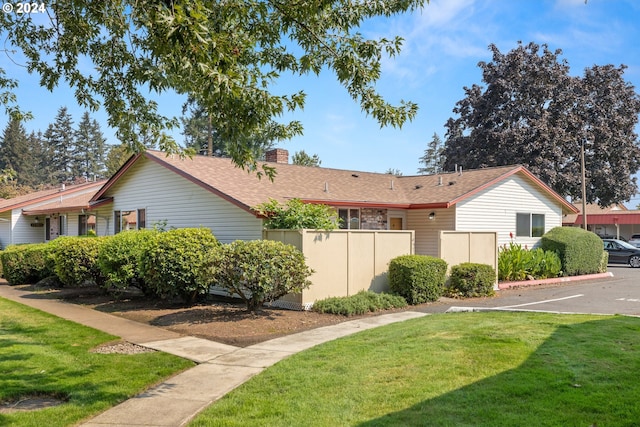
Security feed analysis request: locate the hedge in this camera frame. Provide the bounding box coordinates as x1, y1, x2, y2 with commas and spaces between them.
388, 255, 448, 304
97, 229, 159, 296
0, 243, 55, 285
139, 228, 221, 304
52, 236, 107, 287
448, 263, 496, 298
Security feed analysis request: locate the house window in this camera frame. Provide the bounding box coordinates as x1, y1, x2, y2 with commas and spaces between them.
338, 208, 360, 229
114, 210, 121, 234
137, 209, 146, 229
78, 214, 88, 235
516, 213, 545, 237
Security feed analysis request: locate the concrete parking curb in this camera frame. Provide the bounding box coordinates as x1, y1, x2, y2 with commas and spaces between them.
498, 271, 614, 290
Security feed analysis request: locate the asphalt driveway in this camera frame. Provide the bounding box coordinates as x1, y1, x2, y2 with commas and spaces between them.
417, 265, 640, 316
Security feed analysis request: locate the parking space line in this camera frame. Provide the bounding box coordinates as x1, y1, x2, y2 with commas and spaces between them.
496, 294, 584, 309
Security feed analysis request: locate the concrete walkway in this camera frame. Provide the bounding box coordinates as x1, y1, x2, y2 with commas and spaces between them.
0, 284, 427, 426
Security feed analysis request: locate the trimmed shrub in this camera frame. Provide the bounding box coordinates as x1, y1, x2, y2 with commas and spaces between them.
0, 243, 56, 285
52, 236, 108, 287
215, 240, 313, 311
313, 291, 407, 316
447, 263, 496, 298
139, 228, 221, 304
388, 255, 448, 304
97, 229, 158, 296
540, 227, 604, 276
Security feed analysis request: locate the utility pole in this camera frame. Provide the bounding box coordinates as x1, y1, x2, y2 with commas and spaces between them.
581, 140, 587, 230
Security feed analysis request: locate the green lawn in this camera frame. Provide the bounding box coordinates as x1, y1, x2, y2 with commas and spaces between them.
0, 297, 194, 427
191, 311, 640, 426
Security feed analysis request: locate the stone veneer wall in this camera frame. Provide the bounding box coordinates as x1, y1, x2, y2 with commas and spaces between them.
360, 208, 388, 230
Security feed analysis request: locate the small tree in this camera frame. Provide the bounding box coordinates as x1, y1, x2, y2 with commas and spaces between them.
292, 150, 321, 167
215, 240, 313, 312
417, 132, 445, 175
253, 198, 338, 230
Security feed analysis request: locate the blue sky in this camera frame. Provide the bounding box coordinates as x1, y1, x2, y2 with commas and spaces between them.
2, 0, 640, 205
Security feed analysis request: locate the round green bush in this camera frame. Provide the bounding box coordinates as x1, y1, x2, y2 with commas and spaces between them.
52, 236, 108, 287
540, 227, 604, 276
447, 263, 496, 298
0, 244, 53, 285
388, 255, 448, 304
139, 228, 221, 304
97, 229, 158, 296
215, 240, 313, 311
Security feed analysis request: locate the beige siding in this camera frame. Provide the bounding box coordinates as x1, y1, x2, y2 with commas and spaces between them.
407, 208, 455, 256
455, 175, 563, 247
103, 158, 263, 242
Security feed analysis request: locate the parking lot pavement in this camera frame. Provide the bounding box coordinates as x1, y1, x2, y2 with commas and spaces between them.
415, 265, 640, 316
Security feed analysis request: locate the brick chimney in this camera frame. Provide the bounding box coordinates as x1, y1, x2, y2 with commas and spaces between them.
265, 148, 289, 164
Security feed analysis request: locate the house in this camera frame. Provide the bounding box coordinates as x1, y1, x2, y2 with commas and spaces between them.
88, 149, 578, 254
563, 202, 640, 240
0, 180, 106, 248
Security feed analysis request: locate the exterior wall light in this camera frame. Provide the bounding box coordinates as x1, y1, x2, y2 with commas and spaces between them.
428, 212, 436, 220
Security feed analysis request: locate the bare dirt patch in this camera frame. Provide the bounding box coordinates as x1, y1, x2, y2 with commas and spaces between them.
22, 284, 413, 347
0, 394, 68, 414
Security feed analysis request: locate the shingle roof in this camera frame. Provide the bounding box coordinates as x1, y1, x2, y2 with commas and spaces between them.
0, 181, 106, 214
92, 151, 578, 215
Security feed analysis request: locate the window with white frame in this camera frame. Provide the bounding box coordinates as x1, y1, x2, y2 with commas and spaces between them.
516, 213, 545, 237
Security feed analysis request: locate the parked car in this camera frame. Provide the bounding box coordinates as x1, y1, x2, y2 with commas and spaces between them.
628, 234, 640, 248
599, 234, 628, 242
603, 239, 640, 268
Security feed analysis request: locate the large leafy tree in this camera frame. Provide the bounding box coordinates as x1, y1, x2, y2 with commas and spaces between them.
443, 42, 640, 207
1, 1, 423, 176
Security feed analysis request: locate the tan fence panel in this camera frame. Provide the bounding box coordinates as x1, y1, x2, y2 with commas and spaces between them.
263, 229, 414, 309
438, 230, 498, 285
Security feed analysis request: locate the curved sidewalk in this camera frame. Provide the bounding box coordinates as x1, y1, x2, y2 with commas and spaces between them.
0, 283, 427, 426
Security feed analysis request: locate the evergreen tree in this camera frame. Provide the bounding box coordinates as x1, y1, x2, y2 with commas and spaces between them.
27, 131, 51, 186
90, 117, 107, 178
105, 144, 131, 177
74, 112, 108, 179
43, 107, 75, 182
418, 133, 445, 175
0, 118, 40, 186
